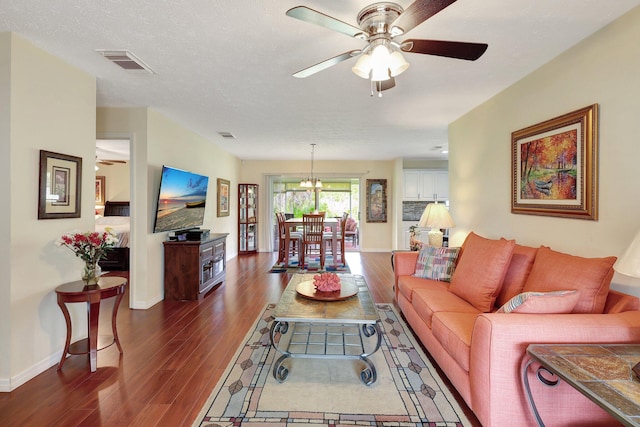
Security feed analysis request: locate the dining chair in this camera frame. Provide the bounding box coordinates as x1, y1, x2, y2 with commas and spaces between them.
276, 212, 300, 264
324, 212, 348, 265
301, 213, 325, 268
344, 216, 359, 247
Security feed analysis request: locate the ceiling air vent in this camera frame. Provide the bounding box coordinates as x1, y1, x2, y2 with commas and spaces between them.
218, 132, 236, 139
96, 49, 155, 74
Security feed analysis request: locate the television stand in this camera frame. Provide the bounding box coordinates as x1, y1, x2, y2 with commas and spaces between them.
163, 233, 228, 300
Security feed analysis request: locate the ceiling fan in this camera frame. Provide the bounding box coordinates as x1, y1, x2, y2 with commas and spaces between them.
286, 0, 488, 95
96, 158, 127, 166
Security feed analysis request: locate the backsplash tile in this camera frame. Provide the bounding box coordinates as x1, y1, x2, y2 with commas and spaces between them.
402, 201, 430, 221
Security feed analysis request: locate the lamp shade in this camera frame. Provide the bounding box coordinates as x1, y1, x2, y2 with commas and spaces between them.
615, 230, 640, 278
418, 203, 455, 248
388, 51, 409, 77
352, 54, 372, 79
370, 44, 391, 82
418, 203, 455, 229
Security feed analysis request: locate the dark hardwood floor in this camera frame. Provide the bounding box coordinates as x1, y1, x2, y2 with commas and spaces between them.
0, 251, 480, 427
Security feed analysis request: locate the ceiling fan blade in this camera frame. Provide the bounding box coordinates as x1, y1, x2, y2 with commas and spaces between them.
391, 0, 456, 35
293, 50, 360, 78
401, 39, 488, 60
378, 77, 396, 91
286, 6, 363, 38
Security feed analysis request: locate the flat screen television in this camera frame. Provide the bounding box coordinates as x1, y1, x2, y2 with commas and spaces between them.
153, 165, 209, 233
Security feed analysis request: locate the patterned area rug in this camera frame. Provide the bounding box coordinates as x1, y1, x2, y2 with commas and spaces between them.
192, 304, 471, 427
269, 255, 349, 273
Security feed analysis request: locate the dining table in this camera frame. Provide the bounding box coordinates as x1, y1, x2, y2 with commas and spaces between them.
283, 217, 339, 268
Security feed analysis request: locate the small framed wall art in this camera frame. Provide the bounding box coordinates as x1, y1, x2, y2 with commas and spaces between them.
366, 179, 387, 223
38, 150, 82, 219
217, 178, 230, 217
511, 104, 599, 220
95, 176, 106, 206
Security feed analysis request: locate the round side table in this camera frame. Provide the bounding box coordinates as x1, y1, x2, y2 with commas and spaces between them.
55, 276, 127, 372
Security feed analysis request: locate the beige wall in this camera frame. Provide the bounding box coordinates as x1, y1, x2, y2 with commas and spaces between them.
240, 159, 396, 252
96, 162, 130, 203
0, 33, 11, 386
2, 33, 97, 389
97, 108, 241, 308
0, 33, 243, 389
449, 6, 640, 295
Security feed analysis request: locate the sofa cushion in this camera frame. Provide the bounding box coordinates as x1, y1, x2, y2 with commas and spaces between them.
495, 244, 538, 308
449, 232, 516, 312
412, 286, 479, 328
431, 312, 478, 372
397, 275, 442, 303
522, 246, 617, 314
496, 290, 580, 314
413, 245, 460, 282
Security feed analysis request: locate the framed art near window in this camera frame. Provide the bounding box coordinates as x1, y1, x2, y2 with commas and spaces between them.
511, 104, 599, 220
38, 150, 82, 219
366, 179, 387, 223
217, 178, 230, 217
95, 176, 106, 206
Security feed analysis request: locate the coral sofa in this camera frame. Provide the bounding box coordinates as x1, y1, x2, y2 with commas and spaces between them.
393, 232, 640, 427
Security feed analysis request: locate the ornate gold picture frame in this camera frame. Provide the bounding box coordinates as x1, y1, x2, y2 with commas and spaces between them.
511, 104, 598, 220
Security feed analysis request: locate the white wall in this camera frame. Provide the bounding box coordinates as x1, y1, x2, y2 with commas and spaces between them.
240, 159, 396, 252
449, 6, 640, 295
1, 33, 97, 390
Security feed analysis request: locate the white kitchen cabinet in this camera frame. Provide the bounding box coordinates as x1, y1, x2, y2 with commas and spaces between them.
403, 170, 448, 201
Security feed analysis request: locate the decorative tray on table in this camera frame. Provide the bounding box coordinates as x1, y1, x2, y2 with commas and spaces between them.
295, 280, 358, 301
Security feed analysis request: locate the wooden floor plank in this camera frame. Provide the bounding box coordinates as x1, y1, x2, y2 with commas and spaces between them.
0, 251, 480, 427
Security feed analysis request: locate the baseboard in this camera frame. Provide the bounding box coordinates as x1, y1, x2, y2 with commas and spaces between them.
0, 350, 62, 392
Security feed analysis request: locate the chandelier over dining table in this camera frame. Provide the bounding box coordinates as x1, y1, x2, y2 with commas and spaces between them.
300, 143, 323, 188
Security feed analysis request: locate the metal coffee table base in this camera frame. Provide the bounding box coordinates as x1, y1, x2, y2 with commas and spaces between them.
270, 319, 382, 386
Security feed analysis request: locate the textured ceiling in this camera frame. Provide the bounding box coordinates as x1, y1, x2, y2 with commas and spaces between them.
2, 0, 640, 161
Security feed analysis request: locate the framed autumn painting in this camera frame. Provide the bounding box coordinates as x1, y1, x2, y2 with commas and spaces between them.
511, 104, 598, 220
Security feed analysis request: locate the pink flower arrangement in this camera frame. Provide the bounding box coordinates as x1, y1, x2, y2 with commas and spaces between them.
56, 229, 118, 265
313, 272, 341, 292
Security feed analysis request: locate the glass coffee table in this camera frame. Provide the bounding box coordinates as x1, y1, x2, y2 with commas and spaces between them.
269, 273, 382, 385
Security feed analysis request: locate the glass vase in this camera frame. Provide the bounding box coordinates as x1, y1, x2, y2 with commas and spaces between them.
81, 261, 101, 285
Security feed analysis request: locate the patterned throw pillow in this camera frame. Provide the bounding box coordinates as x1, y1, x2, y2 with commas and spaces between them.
496, 290, 580, 314
413, 246, 460, 282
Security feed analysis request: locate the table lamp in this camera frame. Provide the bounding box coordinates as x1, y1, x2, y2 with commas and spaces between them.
614, 230, 640, 378
614, 230, 640, 279
418, 202, 455, 247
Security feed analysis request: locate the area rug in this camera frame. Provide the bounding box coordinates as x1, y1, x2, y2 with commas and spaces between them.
269, 255, 349, 273
192, 303, 471, 427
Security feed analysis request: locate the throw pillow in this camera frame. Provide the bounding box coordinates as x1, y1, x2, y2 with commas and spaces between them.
496, 290, 580, 314
413, 246, 460, 282
495, 244, 539, 308
449, 232, 516, 312
522, 246, 617, 314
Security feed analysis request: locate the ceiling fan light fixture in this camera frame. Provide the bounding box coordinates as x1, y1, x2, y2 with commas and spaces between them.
370, 67, 390, 82
370, 43, 394, 81
388, 51, 409, 77
352, 54, 372, 79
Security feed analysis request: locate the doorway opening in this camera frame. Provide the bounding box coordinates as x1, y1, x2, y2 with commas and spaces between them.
270, 177, 360, 252
95, 138, 131, 277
